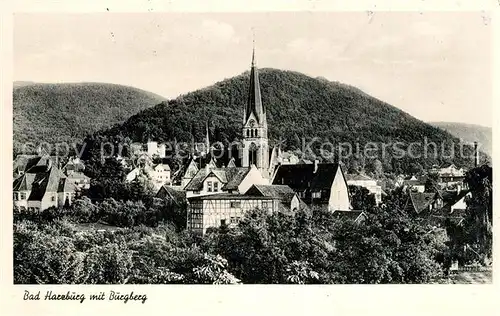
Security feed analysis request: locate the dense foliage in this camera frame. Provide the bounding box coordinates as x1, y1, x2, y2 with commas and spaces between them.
13, 82, 165, 153
14, 190, 451, 284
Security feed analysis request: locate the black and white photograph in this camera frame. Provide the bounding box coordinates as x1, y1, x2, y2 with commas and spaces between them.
11, 10, 493, 286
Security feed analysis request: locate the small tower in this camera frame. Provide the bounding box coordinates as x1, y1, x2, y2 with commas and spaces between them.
241, 43, 269, 178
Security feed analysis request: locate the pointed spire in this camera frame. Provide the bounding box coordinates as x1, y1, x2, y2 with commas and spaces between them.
244, 34, 265, 125
251, 29, 256, 66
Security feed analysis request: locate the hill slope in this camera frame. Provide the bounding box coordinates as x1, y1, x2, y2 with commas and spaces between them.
429, 122, 492, 157
13, 82, 166, 152
101, 69, 479, 172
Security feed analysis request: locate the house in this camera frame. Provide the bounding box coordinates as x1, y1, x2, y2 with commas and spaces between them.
187, 193, 279, 235
66, 171, 91, 190
271, 161, 351, 212
402, 176, 427, 193
332, 210, 367, 224
156, 185, 187, 206
184, 162, 268, 199
429, 164, 466, 189
13, 157, 78, 211
345, 172, 383, 204
244, 184, 307, 213
126, 163, 171, 191
13, 154, 59, 179
61, 157, 85, 175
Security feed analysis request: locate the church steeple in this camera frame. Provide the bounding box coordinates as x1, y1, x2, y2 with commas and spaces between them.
244, 43, 265, 125
241, 41, 269, 179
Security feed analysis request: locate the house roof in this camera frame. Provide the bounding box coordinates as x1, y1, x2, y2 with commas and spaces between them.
408, 192, 438, 214
188, 193, 277, 201
245, 184, 296, 204
345, 173, 374, 181
184, 167, 250, 192
156, 185, 186, 205
332, 210, 365, 222
223, 167, 250, 191
272, 163, 344, 191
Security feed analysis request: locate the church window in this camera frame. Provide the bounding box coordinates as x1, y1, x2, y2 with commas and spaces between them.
249, 143, 258, 166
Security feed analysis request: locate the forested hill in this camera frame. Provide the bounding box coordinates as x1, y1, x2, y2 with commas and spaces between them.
102, 68, 479, 172
13, 82, 166, 152
429, 122, 492, 157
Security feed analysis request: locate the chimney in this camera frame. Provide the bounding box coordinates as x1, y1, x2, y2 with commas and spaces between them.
474, 141, 479, 167
313, 159, 319, 173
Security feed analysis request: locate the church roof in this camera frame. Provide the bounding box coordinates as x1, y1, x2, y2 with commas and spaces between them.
244, 48, 265, 125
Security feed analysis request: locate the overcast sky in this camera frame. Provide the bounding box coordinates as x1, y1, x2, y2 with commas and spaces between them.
14, 12, 492, 127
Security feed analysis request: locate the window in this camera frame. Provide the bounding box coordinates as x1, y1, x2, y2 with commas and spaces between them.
220, 219, 226, 226
262, 201, 269, 209
255, 129, 258, 137
207, 181, 213, 192
230, 201, 241, 208
51, 196, 56, 202
230, 217, 239, 224
13, 192, 18, 201
213, 182, 219, 192
312, 191, 321, 198
20, 192, 26, 200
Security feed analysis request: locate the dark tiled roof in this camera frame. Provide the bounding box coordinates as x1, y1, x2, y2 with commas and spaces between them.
332, 210, 365, 222
184, 167, 250, 192
223, 167, 250, 190
272, 163, 343, 191
188, 193, 277, 201
345, 173, 374, 181
408, 192, 438, 214
156, 185, 186, 205
245, 184, 296, 204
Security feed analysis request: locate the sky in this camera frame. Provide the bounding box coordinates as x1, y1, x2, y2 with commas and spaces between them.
13, 12, 492, 127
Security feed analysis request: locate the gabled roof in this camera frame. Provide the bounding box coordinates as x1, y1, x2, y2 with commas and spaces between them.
184, 167, 251, 192
223, 167, 250, 191
345, 173, 374, 181
272, 163, 344, 191
156, 185, 186, 205
245, 184, 296, 204
408, 192, 438, 214
332, 210, 366, 223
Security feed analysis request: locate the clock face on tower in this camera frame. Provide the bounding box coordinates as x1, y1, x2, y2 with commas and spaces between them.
249, 119, 256, 127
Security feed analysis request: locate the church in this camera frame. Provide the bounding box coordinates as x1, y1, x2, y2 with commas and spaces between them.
170, 46, 352, 234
